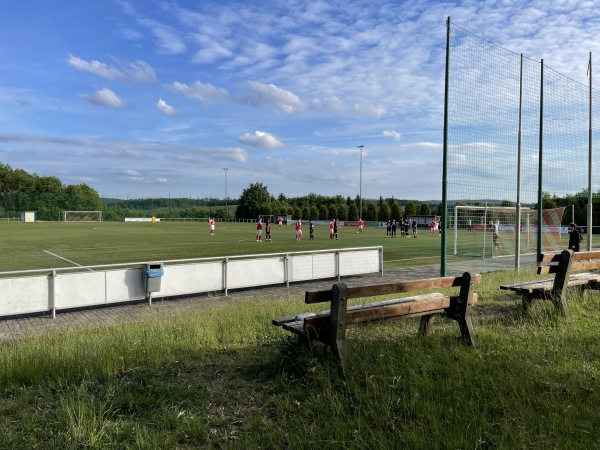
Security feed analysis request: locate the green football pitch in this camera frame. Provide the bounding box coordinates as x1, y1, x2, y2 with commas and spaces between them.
0, 221, 444, 273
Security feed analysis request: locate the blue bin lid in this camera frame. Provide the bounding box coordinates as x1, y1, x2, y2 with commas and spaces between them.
144, 269, 164, 277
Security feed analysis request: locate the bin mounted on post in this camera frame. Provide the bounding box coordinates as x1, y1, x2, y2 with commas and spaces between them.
143, 262, 164, 305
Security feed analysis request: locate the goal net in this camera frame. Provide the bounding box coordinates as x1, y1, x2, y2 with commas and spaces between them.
452, 205, 565, 260
64, 211, 103, 222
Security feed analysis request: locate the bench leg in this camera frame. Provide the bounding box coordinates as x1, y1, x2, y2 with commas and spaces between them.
457, 315, 478, 347
453, 272, 478, 347
418, 314, 435, 337
551, 293, 570, 318
330, 283, 349, 376
550, 249, 572, 318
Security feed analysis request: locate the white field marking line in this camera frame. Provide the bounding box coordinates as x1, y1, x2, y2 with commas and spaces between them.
47, 241, 229, 251
43, 250, 95, 272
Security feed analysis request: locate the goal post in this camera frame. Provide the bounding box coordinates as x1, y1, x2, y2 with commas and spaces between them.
64, 211, 103, 222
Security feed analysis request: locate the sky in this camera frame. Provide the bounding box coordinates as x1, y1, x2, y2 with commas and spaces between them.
1, 0, 600, 201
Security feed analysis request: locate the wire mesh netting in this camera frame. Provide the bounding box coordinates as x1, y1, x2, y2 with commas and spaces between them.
443, 20, 600, 275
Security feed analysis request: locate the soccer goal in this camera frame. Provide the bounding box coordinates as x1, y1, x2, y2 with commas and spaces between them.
259, 214, 275, 225
64, 211, 103, 222
453, 205, 565, 258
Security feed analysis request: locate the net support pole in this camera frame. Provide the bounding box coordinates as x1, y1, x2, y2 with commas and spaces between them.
588, 52, 593, 251
515, 53, 524, 271
537, 60, 544, 261
453, 205, 458, 256
441, 16, 451, 276
483, 203, 488, 259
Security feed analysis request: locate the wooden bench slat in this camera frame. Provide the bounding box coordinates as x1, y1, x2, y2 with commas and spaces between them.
500, 278, 554, 290
571, 250, 600, 261
501, 273, 599, 294
539, 252, 562, 263
274, 293, 479, 331
570, 260, 600, 271
305, 274, 481, 304
538, 265, 560, 275
345, 296, 451, 325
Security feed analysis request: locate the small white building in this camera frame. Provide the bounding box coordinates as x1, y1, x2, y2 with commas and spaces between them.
21, 211, 36, 222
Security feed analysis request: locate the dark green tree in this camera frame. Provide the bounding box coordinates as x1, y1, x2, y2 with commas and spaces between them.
348, 203, 359, 221
310, 205, 319, 220
302, 205, 310, 220
365, 202, 378, 221
236, 182, 271, 218
337, 203, 348, 221
319, 205, 329, 220
390, 200, 402, 221
329, 204, 338, 220
378, 202, 390, 221
404, 200, 417, 218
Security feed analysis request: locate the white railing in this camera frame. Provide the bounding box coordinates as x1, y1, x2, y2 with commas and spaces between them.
0, 246, 383, 319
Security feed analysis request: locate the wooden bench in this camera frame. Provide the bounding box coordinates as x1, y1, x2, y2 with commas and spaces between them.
272, 272, 479, 374
500, 249, 600, 317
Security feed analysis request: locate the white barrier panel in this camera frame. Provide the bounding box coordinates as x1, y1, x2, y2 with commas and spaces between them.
57, 272, 107, 310
340, 250, 380, 276
288, 255, 314, 281
311, 253, 338, 279
0, 247, 382, 318
159, 262, 223, 296
227, 257, 286, 289
288, 253, 339, 282
106, 268, 147, 303
0, 276, 50, 316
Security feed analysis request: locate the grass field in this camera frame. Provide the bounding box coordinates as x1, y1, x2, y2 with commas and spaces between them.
0, 221, 444, 272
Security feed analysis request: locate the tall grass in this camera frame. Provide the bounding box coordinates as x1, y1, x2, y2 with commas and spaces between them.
0, 270, 599, 448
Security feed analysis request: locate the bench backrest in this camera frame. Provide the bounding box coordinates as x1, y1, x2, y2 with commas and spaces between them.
538, 250, 600, 275
305, 272, 481, 304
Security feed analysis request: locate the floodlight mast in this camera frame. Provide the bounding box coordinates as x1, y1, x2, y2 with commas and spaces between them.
357, 145, 364, 220
223, 168, 228, 222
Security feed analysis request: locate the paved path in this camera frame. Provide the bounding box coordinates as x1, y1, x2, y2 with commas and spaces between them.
0, 264, 443, 342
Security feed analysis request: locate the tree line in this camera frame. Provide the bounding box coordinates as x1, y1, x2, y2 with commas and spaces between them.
0, 163, 102, 220
235, 182, 442, 221
2, 162, 595, 225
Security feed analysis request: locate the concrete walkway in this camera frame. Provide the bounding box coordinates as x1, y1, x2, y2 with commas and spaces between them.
0, 264, 444, 342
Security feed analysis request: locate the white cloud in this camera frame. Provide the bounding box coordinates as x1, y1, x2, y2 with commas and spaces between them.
238, 131, 283, 149
139, 18, 186, 54
309, 96, 345, 113
156, 99, 178, 116
245, 81, 306, 115
190, 33, 234, 63
67, 54, 122, 79
79, 88, 126, 108
383, 130, 401, 141
354, 103, 387, 118
67, 55, 156, 83
172, 81, 230, 104
119, 168, 172, 184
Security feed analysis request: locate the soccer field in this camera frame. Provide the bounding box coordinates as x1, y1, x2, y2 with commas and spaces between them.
0, 221, 443, 272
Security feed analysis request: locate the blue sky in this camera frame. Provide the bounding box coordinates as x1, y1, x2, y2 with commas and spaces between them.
1, 0, 599, 201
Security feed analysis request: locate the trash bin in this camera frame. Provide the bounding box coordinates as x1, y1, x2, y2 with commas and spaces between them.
143, 262, 164, 293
